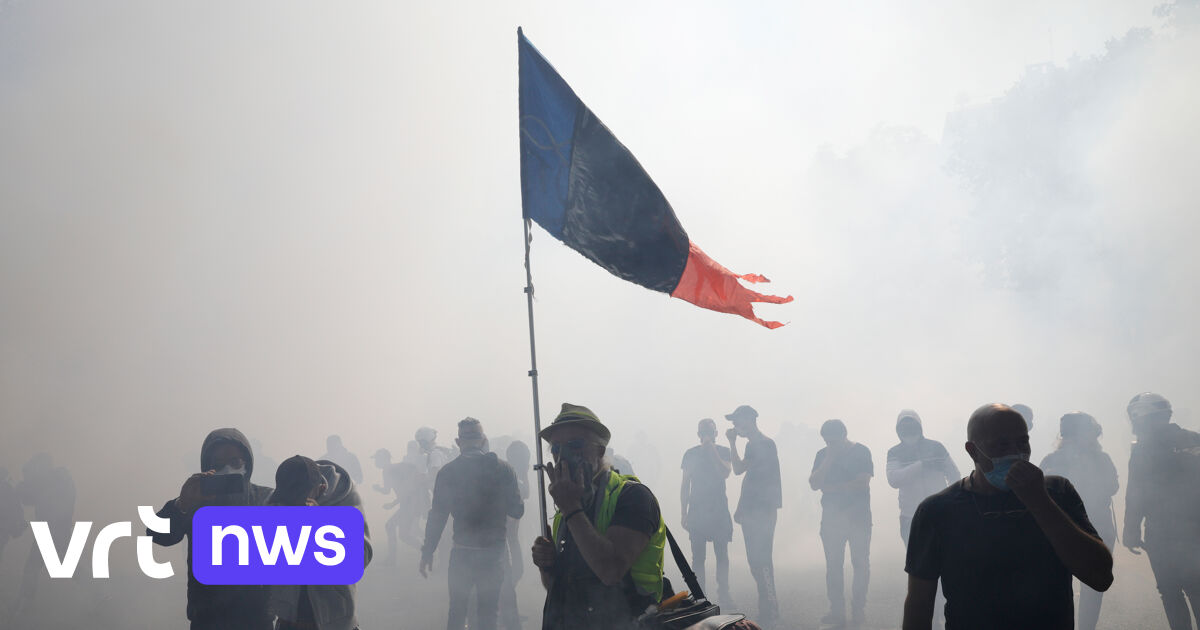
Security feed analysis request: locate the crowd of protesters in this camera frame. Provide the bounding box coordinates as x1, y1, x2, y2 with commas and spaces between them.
0, 392, 1196, 630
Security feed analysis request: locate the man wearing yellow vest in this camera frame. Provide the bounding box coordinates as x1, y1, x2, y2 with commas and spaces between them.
531, 403, 667, 629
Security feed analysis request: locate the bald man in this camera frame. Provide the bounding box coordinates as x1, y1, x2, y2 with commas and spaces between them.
901, 404, 1113, 630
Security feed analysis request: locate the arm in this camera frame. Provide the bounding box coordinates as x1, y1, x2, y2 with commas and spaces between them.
680, 471, 692, 527
727, 430, 747, 475
419, 470, 451, 575
147, 499, 190, 546
1100, 453, 1119, 499
1122, 452, 1146, 553
708, 444, 732, 477
506, 468, 525, 520
901, 575, 937, 630
822, 472, 871, 494
941, 451, 961, 484
886, 453, 923, 489
1009, 464, 1114, 591
564, 517, 650, 587
809, 450, 834, 491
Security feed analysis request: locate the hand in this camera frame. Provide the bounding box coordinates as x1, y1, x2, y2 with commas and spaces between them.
1124, 533, 1144, 555
1006, 460, 1048, 506
545, 461, 584, 512
305, 498, 318, 507
681, 511, 689, 529
178, 471, 218, 514
726, 428, 738, 444
531, 536, 556, 571
419, 556, 433, 578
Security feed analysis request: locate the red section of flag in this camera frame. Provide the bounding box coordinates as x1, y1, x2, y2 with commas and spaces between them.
669, 242, 794, 329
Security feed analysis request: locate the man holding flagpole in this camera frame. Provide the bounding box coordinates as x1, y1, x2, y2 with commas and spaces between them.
531, 404, 667, 630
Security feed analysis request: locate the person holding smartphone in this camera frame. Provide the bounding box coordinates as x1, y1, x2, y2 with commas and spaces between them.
147, 428, 275, 630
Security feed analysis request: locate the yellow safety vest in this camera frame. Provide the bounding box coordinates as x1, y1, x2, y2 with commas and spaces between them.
552, 470, 666, 601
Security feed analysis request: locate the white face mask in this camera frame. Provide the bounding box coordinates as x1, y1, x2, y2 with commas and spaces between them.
900, 434, 920, 445
216, 464, 247, 476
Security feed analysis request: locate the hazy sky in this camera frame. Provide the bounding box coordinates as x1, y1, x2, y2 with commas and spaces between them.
1, 4, 1197, 611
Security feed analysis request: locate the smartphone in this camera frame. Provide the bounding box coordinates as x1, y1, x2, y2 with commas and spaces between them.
200, 473, 245, 495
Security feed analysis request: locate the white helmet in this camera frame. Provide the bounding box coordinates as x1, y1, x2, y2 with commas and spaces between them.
1127, 392, 1172, 421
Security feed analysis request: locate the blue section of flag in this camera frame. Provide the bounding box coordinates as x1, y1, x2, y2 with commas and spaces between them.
518, 29, 578, 239
517, 29, 691, 293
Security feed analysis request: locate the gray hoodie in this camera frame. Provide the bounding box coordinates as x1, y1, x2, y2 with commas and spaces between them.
886, 410, 960, 519
268, 459, 373, 630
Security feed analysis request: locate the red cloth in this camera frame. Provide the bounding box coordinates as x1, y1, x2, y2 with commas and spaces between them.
670, 242, 793, 329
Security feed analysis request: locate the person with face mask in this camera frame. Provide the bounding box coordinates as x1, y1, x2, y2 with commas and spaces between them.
420, 418, 523, 630
901, 404, 1113, 630
680, 418, 734, 606
1040, 412, 1119, 630
532, 404, 666, 630
887, 410, 960, 546
147, 428, 275, 630
1123, 392, 1200, 630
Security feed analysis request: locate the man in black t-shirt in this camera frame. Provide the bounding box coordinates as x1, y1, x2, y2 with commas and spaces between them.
681, 418, 734, 603
809, 419, 873, 627
726, 404, 781, 629
902, 404, 1114, 630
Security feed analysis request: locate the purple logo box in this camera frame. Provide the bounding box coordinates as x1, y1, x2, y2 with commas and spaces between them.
192, 506, 365, 585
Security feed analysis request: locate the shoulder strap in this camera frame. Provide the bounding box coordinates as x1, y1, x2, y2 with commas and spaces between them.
663, 525, 706, 602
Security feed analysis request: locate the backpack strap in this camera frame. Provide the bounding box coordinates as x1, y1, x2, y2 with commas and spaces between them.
663, 525, 707, 602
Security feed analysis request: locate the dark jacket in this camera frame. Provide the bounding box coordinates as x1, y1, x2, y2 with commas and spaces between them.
268, 460, 373, 630
1125, 423, 1200, 544
148, 428, 274, 625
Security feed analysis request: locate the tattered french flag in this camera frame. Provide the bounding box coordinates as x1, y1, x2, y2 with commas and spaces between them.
517, 28, 793, 329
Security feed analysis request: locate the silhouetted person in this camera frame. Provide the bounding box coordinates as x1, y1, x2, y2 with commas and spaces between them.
321, 434, 364, 484
11, 453, 74, 623
372, 448, 424, 565
810, 419, 873, 627
268, 455, 372, 630
888, 410, 960, 545
500, 440, 532, 630
726, 404, 781, 628
421, 418, 524, 630
532, 404, 666, 630
887, 411, 958, 630
148, 428, 274, 630
1123, 392, 1200, 630
902, 404, 1113, 630
1040, 412, 1118, 630
0, 466, 26, 566
681, 418, 734, 604
1012, 404, 1034, 432
606, 447, 636, 477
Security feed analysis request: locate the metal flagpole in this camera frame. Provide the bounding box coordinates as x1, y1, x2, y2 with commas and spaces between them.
522, 216, 551, 536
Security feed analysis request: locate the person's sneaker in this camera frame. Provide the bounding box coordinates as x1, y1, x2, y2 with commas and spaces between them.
820, 610, 846, 626
851, 608, 866, 627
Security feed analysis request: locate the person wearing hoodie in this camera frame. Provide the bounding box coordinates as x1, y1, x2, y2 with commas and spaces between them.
887, 410, 961, 546
148, 428, 275, 630
268, 455, 373, 630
